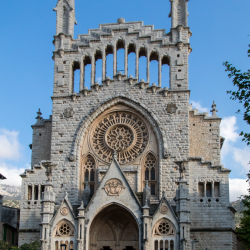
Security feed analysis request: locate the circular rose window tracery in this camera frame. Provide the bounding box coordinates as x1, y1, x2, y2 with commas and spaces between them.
91, 112, 148, 164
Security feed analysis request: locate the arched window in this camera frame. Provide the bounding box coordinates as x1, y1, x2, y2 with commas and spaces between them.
82, 154, 96, 196
54, 220, 75, 250
143, 153, 157, 195
153, 218, 176, 250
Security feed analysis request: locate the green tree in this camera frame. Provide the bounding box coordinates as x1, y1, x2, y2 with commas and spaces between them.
0, 240, 40, 250
236, 172, 250, 249
223, 45, 250, 145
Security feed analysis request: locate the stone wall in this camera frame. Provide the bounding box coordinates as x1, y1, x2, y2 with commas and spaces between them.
189, 109, 221, 165
31, 118, 52, 166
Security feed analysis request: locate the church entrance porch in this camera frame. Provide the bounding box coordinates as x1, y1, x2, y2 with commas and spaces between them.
89, 205, 139, 250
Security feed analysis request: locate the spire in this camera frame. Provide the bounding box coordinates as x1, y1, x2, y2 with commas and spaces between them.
54, 0, 76, 37
169, 0, 189, 28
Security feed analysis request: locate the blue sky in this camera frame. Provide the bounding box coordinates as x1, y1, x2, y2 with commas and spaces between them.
0, 0, 249, 201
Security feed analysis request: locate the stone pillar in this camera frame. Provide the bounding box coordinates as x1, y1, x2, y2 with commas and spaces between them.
147, 53, 150, 83
113, 45, 117, 76
158, 56, 162, 87
124, 44, 128, 77
80, 60, 84, 91
135, 49, 139, 80
41, 182, 55, 250
41, 162, 56, 250
176, 180, 191, 250
77, 202, 85, 250
91, 55, 95, 86
102, 49, 106, 81
142, 204, 150, 250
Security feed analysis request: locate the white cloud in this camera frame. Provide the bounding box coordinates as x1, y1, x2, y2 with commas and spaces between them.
0, 129, 21, 160
190, 100, 209, 113
232, 147, 250, 172
220, 116, 239, 142
229, 178, 249, 202
220, 116, 250, 172
0, 162, 24, 186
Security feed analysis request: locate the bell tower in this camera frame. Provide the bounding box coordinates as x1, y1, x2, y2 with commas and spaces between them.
170, 0, 189, 28
53, 0, 76, 37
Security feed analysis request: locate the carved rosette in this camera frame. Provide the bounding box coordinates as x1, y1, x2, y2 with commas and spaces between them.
91, 111, 148, 164
103, 178, 125, 196
159, 204, 168, 214
60, 207, 69, 216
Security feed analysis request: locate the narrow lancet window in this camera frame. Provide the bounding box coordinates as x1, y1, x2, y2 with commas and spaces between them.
143, 153, 157, 195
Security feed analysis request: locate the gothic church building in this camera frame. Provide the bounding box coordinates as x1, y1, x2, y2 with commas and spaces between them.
19, 0, 236, 249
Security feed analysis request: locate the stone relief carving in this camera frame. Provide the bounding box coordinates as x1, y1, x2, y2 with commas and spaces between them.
62, 107, 74, 119
103, 178, 125, 196
159, 204, 168, 214
166, 102, 178, 114
91, 111, 148, 164
60, 207, 69, 216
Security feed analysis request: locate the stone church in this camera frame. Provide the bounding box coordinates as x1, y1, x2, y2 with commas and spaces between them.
19, 0, 236, 249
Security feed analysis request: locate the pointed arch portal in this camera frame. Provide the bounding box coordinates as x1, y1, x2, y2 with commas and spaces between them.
89, 205, 139, 250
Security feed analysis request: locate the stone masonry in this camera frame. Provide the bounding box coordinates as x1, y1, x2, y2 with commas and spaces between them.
19, 0, 236, 249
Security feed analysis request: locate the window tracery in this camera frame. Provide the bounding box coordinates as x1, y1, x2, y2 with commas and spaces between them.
82, 154, 96, 195
91, 111, 148, 164
55, 221, 74, 237
143, 153, 157, 195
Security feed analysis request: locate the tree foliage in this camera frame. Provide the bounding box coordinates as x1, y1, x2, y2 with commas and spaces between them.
223, 45, 250, 145
236, 172, 250, 249
0, 240, 40, 250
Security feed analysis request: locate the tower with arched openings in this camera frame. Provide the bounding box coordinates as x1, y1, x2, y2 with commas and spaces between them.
19, 0, 236, 249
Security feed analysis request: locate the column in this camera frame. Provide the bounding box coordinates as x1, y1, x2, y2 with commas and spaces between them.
212, 181, 214, 197
204, 182, 206, 197
124, 44, 128, 77
77, 202, 85, 250
91, 55, 95, 86
80, 60, 84, 91
32, 185, 34, 204
158, 56, 162, 87
38, 185, 41, 202
135, 49, 139, 80
102, 49, 106, 81
147, 52, 150, 83
113, 44, 117, 76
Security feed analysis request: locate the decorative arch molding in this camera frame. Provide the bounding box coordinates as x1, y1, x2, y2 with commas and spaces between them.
69, 96, 166, 163
88, 203, 140, 250
53, 219, 75, 237
88, 202, 140, 231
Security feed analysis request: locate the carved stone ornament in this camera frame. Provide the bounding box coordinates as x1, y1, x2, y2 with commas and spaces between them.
166, 102, 178, 114
91, 111, 148, 164
60, 206, 69, 216
159, 204, 168, 214
103, 178, 125, 196
63, 107, 74, 119
154, 218, 175, 236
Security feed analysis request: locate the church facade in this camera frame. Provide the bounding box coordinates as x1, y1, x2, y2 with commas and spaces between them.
19, 0, 236, 249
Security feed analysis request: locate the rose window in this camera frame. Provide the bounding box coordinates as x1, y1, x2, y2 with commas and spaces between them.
158, 222, 170, 234
107, 125, 133, 151
59, 223, 70, 236
92, 112, 148, 164
154, 219, 175, 236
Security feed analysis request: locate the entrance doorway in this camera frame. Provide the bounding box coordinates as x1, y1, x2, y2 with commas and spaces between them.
89, 205, 139, 250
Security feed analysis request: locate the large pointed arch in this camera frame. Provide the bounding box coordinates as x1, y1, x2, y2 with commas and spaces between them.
69, 96, 166, 164
88, 203, 140, 250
